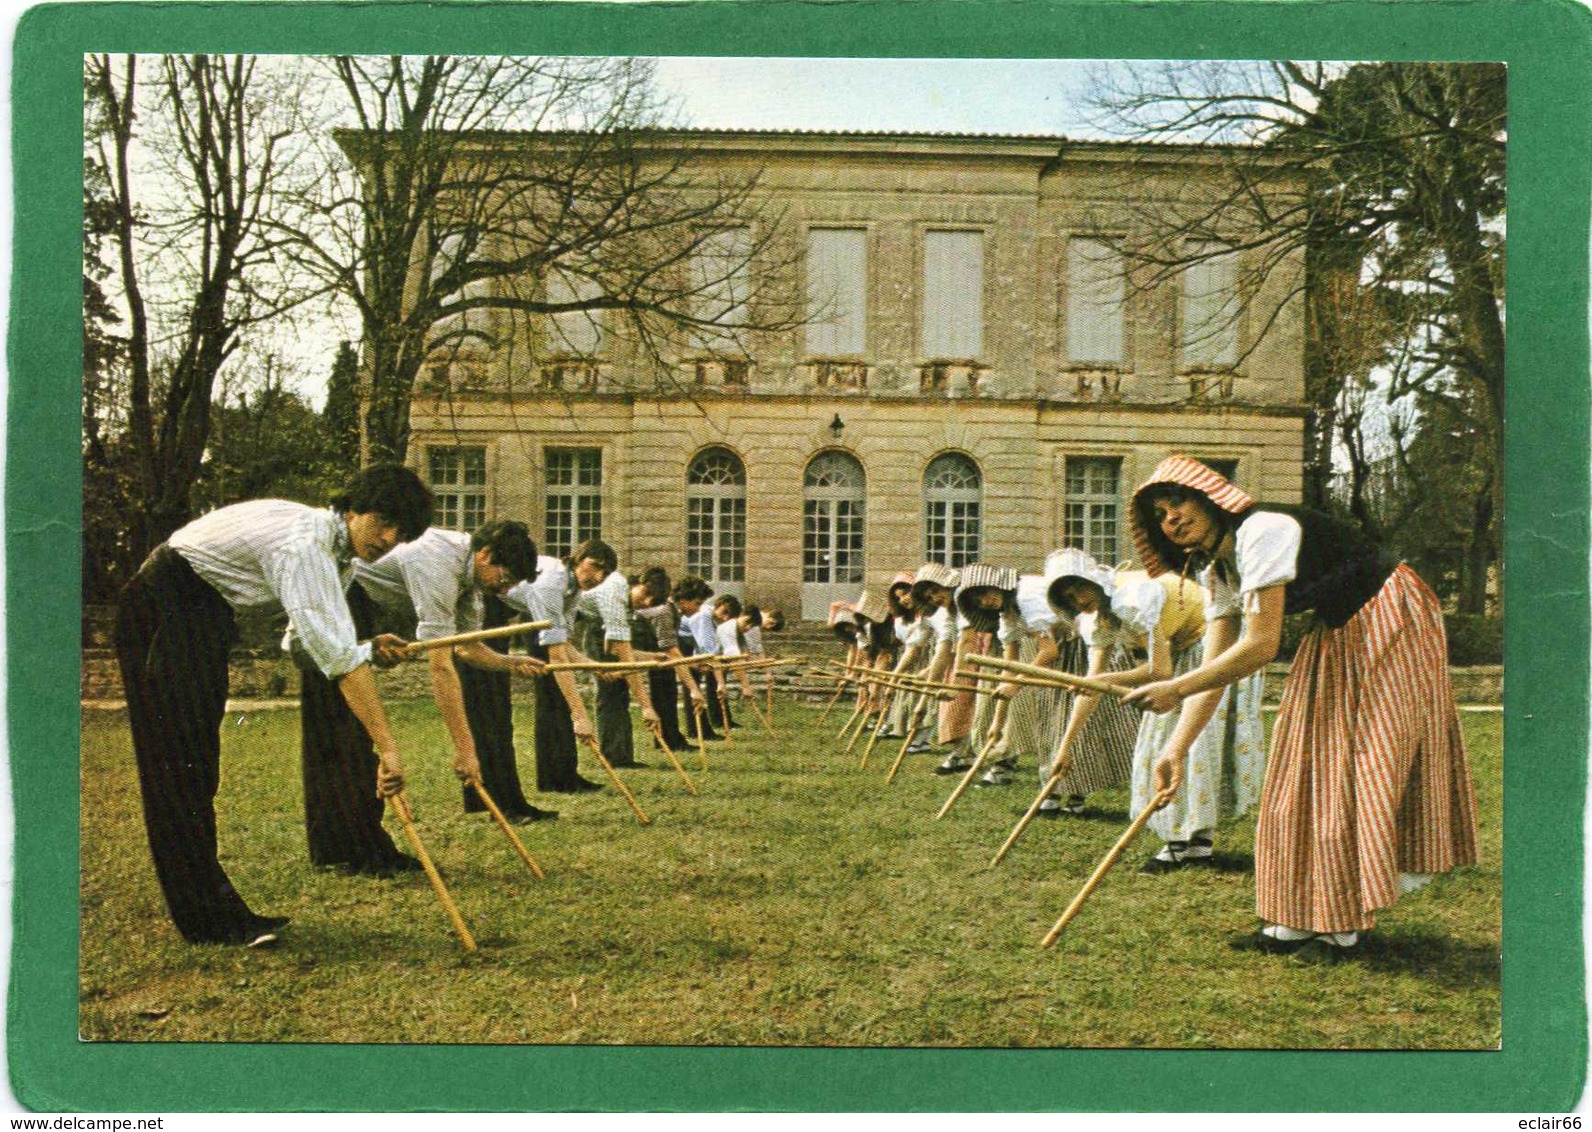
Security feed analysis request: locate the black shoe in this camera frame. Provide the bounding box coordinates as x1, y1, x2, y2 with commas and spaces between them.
570, 776, 604, 793
254, 914, 292, 931
342, 853, 423, 878
608, 760, 647, 769
503, 806, 559, 823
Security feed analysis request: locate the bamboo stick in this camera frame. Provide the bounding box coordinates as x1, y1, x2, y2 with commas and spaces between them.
936, 698, 1010, 819
965, 654, 1131, 698
579, 735, 651, 825
816, 678, 851, 725
884, 692, 934, 784
401, 621, 551, 657
646, 719, 698, 795
1040, 790, 1175, 947
992, 761, 1070, 867
857, 686, 899, 770
692, 703, 710, 771
470, 781, 545, 879
387, 793, 477, 952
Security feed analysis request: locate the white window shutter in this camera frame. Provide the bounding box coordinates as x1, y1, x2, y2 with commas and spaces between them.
922, 230, 983, 360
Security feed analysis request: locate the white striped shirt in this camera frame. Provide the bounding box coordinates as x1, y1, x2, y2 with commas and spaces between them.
354, 528, 484, 642
685, 606, 720, 655
167, 500, 369, 679
503, 556, 576, 647
575, 570, 632, 643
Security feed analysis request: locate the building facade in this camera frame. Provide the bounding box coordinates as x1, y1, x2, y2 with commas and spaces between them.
402, 131, 1308, 621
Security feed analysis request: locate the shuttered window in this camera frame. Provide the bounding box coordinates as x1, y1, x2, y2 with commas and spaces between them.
545, 267, 604, 357
691, 226, 752, 351
1067, 238, 1125, 365
1182, 243, 1240, 369
805, 227, 868, 357
921, 230, 983, 360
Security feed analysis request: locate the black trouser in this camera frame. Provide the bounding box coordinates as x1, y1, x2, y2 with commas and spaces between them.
595, 668, 637, 766
677, 637, 719, 740
528, 639, 582, 791
459, 593, 533, 813
296, 584, 405, 869
649, 664, 690, 750
116, 546, 262, 943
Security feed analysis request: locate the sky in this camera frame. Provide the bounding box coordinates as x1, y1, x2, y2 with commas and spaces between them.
652, 57, 1100, 136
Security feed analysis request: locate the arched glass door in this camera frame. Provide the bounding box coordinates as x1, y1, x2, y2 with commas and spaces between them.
801, 450, 866, 620
922, 452, 982, 567
685, 447, 746, 598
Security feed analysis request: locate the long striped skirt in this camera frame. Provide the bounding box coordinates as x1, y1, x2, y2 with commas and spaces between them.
973, 633, 1064, 767
1038, 638, 1140, 797
1256, 564, 1479, 933
938, 631, 994, 746
1130, 642, 1266, 843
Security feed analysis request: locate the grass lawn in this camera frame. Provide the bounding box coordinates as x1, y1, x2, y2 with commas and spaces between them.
80, 698, 1501, 1048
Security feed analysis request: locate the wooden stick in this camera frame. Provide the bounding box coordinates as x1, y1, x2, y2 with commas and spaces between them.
1041, 790, 1175, 948
744, 693, 775, 734
542, 660, 656, 673
816, 678, 851, 725
387, 793, 477, 952
401, 621, 551, 657
963, 670, 1101, 695
837, 694, 868, 740
692, 703, 711, 771
992, 763, 1070, 867
857, 686, 899, 770
716, 679, 734, 745
470, 781, 546, 879
843, 700, 880, 755
579, 735, 651, 825
884, 692, 933, 784
936, 698, 1010, 819
646, 719, 698, 795
966, 654, 1131, 698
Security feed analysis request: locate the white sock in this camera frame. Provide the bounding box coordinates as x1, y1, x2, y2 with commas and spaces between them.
1261, 923, 1315, 941
1399, 872, 1433, 894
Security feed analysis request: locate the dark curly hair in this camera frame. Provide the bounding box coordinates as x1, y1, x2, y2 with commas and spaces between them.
332, 465, 433, 542
471, 521, 538, 584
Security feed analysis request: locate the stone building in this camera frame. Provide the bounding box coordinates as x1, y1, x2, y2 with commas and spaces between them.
400, 130, 1307, 620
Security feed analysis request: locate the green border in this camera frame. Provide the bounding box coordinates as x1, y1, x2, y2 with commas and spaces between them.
12, 0, 1588, 1112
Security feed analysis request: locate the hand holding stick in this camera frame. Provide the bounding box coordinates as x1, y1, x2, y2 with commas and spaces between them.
470, 781, 545, 879
579, 734, 651, 825
401, 621, 551, 658
387, 792, 477, 952
1040, 789, 1175, 948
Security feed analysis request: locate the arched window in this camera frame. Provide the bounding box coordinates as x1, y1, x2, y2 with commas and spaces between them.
922, 453, 981, 567
685, 447, 746, 592
801, 451, 866, 620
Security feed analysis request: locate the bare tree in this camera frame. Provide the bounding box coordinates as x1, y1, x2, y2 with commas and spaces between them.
276, 55, 804, 464
85, 53, 310, 570
1087, 60, 1505, 610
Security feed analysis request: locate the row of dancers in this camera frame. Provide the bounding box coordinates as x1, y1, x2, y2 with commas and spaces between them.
826, 456, 1480, 958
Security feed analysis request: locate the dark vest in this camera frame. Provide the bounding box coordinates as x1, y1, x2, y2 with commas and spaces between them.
1227, 505, 1398, 628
